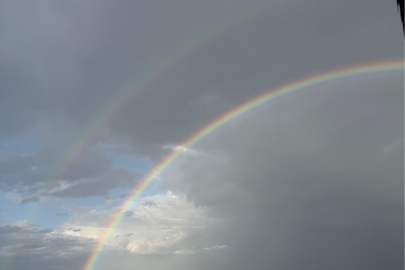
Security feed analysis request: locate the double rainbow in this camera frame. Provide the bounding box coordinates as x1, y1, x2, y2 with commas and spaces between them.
82, 60, 404, 270
3, 4, 283, 269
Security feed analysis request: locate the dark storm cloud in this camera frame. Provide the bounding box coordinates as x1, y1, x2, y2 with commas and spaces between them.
0, 0, 264, 135
104, 0, 404, 158
162, 75, 403, 269
1, 0, 402, 154
0, 0, 268, 198
0, 0, 403, 197
0, 0, 403, 268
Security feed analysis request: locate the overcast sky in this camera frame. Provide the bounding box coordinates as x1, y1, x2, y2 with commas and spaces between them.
0, 0, 403, 269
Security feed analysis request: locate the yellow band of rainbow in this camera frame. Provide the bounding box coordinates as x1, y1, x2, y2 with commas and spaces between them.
82, 60, 404, 270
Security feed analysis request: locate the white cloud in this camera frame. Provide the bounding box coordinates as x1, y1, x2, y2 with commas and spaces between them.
62, 191, 213, 254
0, 0, 402, 269
163, 144, 188, 152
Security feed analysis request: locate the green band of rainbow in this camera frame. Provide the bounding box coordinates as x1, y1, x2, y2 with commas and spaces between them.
82, 60, 404, 270
37, 1, 280, 200
4, 3, 283, 269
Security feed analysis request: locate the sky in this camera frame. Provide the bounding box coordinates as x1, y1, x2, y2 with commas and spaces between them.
0, 0, 403, 269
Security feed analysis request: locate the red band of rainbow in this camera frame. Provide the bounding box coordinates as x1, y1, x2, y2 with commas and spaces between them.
82, 60, 404, 270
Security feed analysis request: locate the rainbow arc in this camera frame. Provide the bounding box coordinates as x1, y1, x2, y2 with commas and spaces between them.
82, 60, 404, 270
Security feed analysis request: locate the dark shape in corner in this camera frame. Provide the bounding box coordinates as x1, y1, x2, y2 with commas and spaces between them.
398, 0, 404, 34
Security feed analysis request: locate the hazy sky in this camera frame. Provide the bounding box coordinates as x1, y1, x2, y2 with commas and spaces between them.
0, 0, 403, 269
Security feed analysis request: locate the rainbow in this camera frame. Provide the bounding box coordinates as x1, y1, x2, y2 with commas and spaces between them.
36, 1, 281, 200
0, 2, 281, 269
82, 60, 404, 270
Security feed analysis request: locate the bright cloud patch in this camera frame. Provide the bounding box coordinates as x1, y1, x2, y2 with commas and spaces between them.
62, 192, 214, 254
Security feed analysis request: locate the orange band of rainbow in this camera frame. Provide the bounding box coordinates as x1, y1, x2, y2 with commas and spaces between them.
83, 60, 403, 270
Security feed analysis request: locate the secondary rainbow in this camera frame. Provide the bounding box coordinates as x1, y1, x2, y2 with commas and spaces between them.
36, 1, 280, 199
2, 2, 280, 269
82, 60, 404, 270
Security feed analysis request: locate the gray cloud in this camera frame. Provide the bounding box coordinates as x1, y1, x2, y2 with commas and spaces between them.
36, 228, 54, 234
161, 75, 403, 269
1, 0, 403, 186
1, 0, 402, 149
102, 0, 404, 158
0, 0, 403, 269
0, 226, 94, 270
0, 225, 22, 235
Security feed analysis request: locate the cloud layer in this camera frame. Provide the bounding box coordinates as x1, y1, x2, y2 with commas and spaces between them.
0, 0, 403, 269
